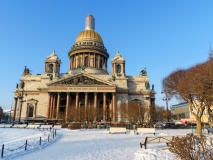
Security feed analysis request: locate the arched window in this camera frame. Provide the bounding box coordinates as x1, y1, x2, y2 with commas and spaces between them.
28, 104, 34, 117
116, 64, 121, 73
48, 64, 53, 73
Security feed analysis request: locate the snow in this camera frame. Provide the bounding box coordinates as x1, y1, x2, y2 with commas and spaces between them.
0, 128, 211, 160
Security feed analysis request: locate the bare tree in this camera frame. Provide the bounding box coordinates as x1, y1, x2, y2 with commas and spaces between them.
149, 104, 157, 123
69, 106, 78, 122
162, 57, 213, 134
155, 105, 170, 122
119, 101, 148, 124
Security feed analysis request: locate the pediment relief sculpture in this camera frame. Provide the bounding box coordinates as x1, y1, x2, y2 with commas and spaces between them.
49, 75, 109, 86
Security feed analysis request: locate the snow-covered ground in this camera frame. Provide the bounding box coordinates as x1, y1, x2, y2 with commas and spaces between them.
0, 127, 211, 160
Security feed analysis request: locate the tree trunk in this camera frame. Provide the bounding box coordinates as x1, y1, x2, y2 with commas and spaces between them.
196, 116, 202, 134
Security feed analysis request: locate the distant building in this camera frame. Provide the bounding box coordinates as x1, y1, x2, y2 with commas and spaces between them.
170, 102, 190, 120
13, 15, 156, 123
171, 102, 211, 123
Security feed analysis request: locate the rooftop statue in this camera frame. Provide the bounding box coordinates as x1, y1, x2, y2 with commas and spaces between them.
152, 84, 154, 90
20, 81, 25, 89
140, 68, 147, 76
23, 66, 31, 75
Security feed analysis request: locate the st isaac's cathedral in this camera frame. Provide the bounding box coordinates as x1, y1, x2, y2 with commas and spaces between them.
12, 15, 156, 124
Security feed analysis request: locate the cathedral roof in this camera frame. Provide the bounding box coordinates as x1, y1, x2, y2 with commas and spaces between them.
75, 30, 103, 44
68, 14, 108, 60
74, 15, 104, 44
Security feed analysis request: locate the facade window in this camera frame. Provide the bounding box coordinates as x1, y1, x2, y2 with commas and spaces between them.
48, 64, 53, 73
28, 105, 34, 117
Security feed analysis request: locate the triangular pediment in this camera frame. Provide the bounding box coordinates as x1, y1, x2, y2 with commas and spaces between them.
48, 73, 115, 87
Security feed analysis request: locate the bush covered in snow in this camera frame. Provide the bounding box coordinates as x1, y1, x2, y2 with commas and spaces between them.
169, 134, 213, 160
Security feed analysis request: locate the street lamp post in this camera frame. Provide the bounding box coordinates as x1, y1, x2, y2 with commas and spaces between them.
162, 91, 170, 122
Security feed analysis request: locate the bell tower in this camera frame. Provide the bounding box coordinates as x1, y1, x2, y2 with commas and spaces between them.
44, 50, 61, 79
111, 51, 126, 77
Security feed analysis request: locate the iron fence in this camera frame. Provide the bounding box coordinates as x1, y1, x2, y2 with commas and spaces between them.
0, 129, 57, 158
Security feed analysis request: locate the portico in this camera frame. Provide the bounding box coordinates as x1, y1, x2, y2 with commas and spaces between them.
46, 73, 116, 122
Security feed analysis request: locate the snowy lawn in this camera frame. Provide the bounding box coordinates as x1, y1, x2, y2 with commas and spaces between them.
0, 128, 56, 159
0, 128, 211, 160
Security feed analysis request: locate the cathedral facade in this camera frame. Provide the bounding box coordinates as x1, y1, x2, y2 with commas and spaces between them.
13, 15, 156, 123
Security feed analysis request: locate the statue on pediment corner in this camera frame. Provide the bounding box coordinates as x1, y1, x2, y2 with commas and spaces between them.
20, 81, 25, 89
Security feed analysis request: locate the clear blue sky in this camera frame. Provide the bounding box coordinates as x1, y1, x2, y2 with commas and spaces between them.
0, 1, 213, 109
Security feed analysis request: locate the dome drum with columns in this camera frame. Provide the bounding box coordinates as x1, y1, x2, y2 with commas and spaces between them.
13, 15, 156, 125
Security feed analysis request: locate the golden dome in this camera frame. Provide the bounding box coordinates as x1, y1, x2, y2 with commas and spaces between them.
75, 30, 103, 44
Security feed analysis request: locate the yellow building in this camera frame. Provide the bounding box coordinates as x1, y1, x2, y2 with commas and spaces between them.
171, 102, 211, 123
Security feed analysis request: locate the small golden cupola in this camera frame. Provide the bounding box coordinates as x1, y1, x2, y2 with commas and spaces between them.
68, 15, 109, 75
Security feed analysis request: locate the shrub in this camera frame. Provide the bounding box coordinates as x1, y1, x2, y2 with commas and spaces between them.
168, 134, 213, 160
68, 122, 81, 130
